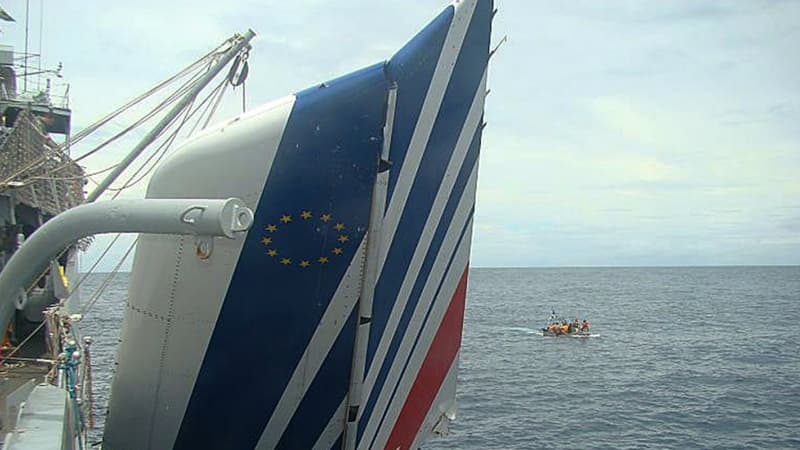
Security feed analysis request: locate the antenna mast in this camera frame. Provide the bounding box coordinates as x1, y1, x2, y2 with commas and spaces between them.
23, 0, 29, 92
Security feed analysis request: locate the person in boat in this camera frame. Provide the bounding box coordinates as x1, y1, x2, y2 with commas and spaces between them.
581, 319, 589, 332
560, 321, 569, 334
572, 318, 580, 333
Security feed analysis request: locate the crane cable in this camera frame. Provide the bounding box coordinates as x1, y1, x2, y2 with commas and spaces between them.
0, 38, 234, 187
1, 45, 244, 363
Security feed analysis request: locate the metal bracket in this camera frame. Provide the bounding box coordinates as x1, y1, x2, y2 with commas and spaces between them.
195, 236, 214, 260
229, 203, 254, 233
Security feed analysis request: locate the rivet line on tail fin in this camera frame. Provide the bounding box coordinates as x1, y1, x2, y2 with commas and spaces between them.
148, 235, 184, 449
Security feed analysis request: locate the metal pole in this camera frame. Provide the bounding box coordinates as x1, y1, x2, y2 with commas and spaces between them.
23, 0, 30, 92
0, 197, 254, 332
85, 29, 256, 202
38, 0, 43, 90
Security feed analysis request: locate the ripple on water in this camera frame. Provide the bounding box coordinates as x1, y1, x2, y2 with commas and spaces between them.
78, 268, 800, 449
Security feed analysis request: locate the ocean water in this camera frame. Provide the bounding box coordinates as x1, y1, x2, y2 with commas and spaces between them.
79, 267, 800, 449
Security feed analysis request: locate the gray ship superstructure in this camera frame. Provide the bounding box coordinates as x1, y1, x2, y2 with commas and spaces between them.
0, 38, 87, 448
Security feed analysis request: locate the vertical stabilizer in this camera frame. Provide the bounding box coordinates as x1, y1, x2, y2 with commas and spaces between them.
104, 1, 491, 449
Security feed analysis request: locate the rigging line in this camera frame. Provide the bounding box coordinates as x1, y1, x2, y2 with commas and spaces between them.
79, 238, 137, 318
188, 76, 228, 136
22, 239, 79, 295
84, 175, 101, 188
18, 62, 233, 354
70, 49, 224, 146
107, 72, 231, 194
14, 229, 125, 338
19, 210, 120, 298
27, 233, 122, 319
201, 78, 229, 131
12, 64, 211, 189
22, 227, 121, 328
3, 56, 210, 184
3, 236, 136, 365
106, 87, 206, 195
192, 78, 227, 136
64, 234, 124, 299
65, 58, 207, 148
15, 163, 119, 184
0, 107, 157, 189
63, 40, 230, 148
1, 319, 45, 364
70, 61, 213, 164
0, 57, 216, 187
6, 35, 239, 189
106, 102, 194, 195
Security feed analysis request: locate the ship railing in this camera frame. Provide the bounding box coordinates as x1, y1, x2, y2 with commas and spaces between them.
6, 51, 70, 109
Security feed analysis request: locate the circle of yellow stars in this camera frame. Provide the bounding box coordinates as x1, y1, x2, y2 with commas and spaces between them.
260, 209, 350, 268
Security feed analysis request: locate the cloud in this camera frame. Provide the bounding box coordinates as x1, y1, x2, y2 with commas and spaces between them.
4, 0, 798, 268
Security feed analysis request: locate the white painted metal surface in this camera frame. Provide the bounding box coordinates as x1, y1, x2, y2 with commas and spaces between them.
0, 198, 254, 334
103, 96, 296, 450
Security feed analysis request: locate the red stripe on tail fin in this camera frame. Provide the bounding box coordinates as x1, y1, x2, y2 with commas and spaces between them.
384, 266, 469, 449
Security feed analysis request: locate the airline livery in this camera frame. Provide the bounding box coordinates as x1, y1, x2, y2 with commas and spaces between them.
104, 1, 492, 448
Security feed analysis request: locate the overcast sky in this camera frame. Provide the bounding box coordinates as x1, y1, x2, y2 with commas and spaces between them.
4, 0, 799, 269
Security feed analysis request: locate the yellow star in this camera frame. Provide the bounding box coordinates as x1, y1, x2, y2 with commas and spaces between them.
260, 236, 272, 246
334, 223, 345, 231
265, 224, 277, 232
320, 213, 332, 223
267, 249, 278, 257
280, 257, 291, 265
332, 247, 343, 255
280, 215, 292, 223
318, 256, 329, 264
300, 210, 312, 220
338, 234, 349, 243
299, 260, 311, 268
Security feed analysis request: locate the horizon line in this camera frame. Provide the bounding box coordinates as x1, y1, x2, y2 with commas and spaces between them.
80, 263, 800, 274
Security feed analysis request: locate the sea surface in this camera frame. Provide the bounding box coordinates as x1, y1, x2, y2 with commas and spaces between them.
78, 267, 800, 449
